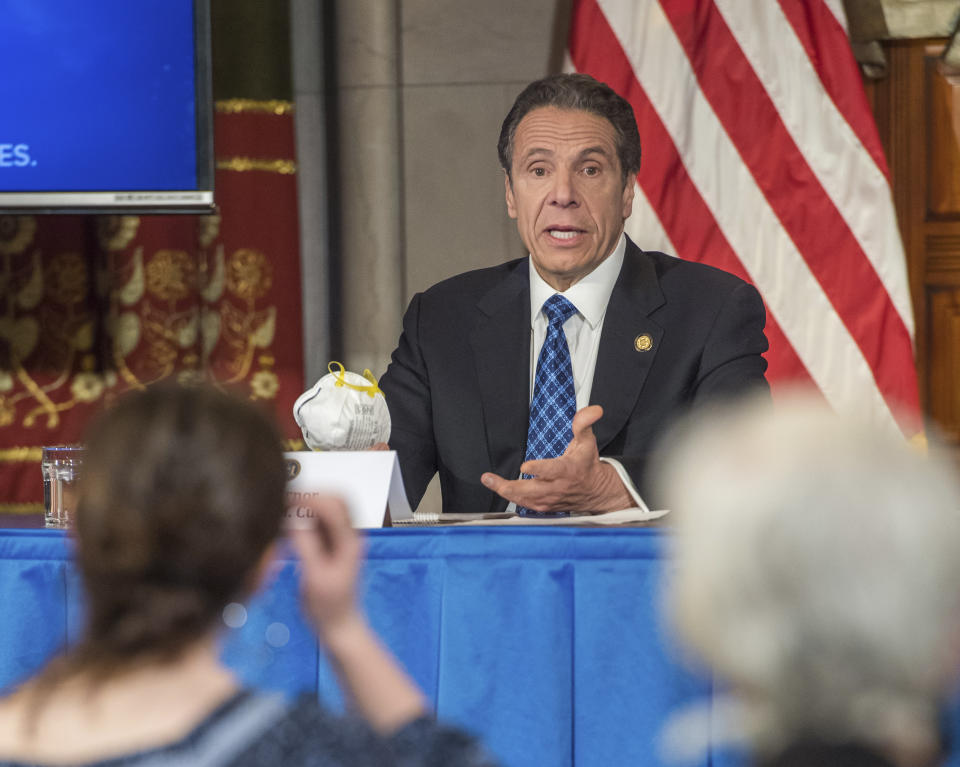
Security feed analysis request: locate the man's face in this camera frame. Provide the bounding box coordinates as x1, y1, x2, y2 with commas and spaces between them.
505, 106, 634, 291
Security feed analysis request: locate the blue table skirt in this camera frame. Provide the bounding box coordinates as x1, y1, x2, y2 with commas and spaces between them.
3, 527, 958, 767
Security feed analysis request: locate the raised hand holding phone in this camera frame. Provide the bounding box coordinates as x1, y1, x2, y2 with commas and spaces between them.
288, 496, 364, 638
288, 497, 426, 733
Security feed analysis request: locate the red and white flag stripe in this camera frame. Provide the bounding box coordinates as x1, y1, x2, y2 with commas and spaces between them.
568, 0, 921, 438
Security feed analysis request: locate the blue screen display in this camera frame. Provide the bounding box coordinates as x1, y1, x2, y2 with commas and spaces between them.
0, 0, 199, 192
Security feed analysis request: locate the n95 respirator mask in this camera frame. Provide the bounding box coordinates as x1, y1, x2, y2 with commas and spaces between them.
293, 361, 391, 451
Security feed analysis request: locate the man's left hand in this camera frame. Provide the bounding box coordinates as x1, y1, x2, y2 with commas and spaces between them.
480, 405, 634, 514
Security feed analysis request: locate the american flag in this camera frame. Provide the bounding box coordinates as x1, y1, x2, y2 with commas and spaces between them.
568, 0, 922, 438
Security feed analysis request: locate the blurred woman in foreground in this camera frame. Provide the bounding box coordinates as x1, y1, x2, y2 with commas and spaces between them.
0, 384, 496, 766
660, 393, 960, 767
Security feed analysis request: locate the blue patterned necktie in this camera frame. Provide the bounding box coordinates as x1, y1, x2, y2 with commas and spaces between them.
518, 294, 578, 516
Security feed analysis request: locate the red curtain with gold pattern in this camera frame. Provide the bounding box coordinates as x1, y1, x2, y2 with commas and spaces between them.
0, 2, 306, 517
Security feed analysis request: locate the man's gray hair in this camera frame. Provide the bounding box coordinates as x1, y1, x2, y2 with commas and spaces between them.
658, 392, 960, 757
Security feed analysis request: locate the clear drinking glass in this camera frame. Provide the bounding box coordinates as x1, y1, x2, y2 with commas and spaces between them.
41, 446, 84, 529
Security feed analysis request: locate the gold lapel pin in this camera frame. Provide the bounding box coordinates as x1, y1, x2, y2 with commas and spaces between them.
634, 333, 653, 352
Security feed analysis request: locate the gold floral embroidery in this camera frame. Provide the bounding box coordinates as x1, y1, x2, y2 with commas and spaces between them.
216, 157, 296, 174
0, 397, 15, 427
250, 307, 276, 349
200, 308, 221, 360
215, 99, 294, 115
96, 216, 140, 252
146, 250, 196, 302
74, 322, 94, 352
0, 317, 39, 362
0, 216, 37, 255
0, 446, 42, 462
176, 368, 205, 386
16, 251, 43, 310
70, 373, 104, 403
0, 503, 43, 514
197, 214, 221, 248
250, 369, 279, 399
117, 248, 146, 306
201, 245, 225, 302
147, 337, 179, 375
227, 249, 272, 302
176, 315, 199, 348
45, 253, 88, 304
112, 312, 142, 358
1, 219, 285, 459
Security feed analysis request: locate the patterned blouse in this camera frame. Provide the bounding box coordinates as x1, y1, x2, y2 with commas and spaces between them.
0, 689, 499, 767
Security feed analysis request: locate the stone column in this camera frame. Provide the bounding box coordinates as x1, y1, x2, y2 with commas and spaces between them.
290, 0, 330, 386
334, 0, 404, 377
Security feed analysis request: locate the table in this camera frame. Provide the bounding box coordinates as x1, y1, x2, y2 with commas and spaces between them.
2, 527, 958, 767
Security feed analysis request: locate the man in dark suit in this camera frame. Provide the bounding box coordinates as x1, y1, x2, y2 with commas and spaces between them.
379, 73, 769, 515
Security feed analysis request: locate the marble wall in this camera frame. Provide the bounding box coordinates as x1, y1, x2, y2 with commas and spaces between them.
399, 0, 571, 299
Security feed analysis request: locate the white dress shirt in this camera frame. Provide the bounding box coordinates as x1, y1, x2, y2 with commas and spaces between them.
523, 233, 648, 511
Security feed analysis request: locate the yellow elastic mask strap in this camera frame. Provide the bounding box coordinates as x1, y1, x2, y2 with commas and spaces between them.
327, 361, 384, 399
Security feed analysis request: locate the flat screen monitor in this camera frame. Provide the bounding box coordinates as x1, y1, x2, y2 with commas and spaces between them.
0, 0, 214, 214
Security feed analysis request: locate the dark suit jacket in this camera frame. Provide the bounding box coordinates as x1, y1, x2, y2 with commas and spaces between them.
380, 237, 769, 513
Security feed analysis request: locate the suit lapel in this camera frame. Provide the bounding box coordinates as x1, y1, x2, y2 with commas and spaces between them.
590, 241, 665, 452
470, 261, 531, 477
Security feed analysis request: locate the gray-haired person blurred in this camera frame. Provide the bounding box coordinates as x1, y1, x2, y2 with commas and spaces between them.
658, 392, 960, 767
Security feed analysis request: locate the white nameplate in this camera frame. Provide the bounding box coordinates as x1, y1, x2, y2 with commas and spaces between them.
283, 451, 413, 528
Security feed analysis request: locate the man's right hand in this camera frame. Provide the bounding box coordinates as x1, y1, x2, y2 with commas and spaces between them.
481, 405, 634, 513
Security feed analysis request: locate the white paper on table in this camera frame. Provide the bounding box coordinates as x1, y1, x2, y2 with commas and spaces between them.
394, 507, 670, 526
460, 507, 670, 526
283, 450, 412, 528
